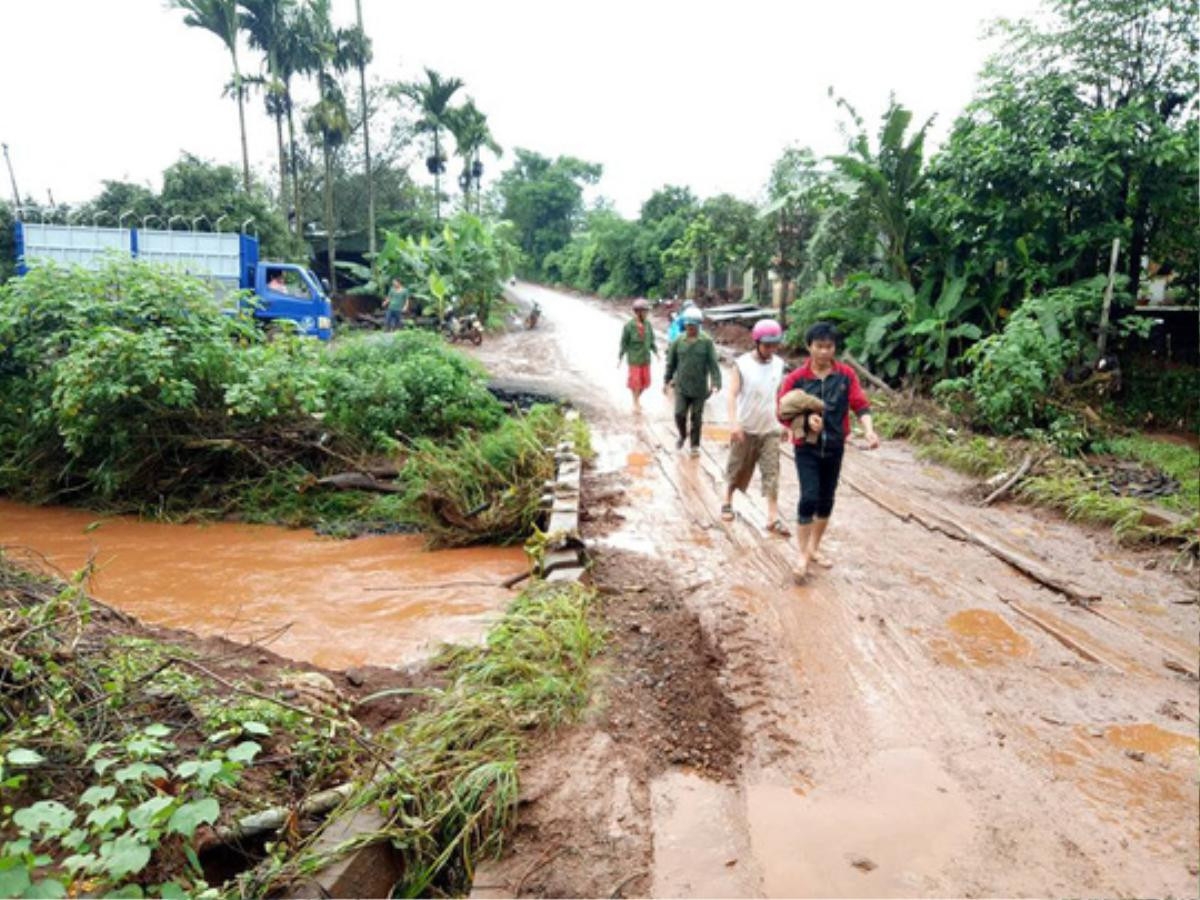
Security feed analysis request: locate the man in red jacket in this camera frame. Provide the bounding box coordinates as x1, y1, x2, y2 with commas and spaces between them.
778, 322, 880, 583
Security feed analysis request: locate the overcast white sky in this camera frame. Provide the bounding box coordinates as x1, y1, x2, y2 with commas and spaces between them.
3, 0, 1039, 218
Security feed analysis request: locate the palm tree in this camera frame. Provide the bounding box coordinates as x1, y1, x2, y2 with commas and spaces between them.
351, 0, 375, 255
445, 99, 501, 215
239, 0, 295, 217
304, 0, 354, 291
396, 68, 464, 222
276, 3, 320, 237
174, 0, 251, 191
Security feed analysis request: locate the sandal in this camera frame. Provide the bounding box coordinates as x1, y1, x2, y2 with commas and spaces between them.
766, 519, 791, 538
720, 504, 735, 522
812, 553, 834, 569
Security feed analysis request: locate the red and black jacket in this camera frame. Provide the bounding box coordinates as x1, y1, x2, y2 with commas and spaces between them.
777, 360, 871, 453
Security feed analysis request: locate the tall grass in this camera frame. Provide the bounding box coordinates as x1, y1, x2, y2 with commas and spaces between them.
246, 581, 603, 898
404, 405, 563, 547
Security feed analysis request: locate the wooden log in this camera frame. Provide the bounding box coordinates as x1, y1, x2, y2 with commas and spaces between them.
980, 453, 1034, 506
316, 472, 405, 494
841, 350, 895, 395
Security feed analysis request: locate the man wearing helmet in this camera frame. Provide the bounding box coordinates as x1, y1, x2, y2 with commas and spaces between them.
664, 306, 721, 457
720, 318, 789, 535
667, 299, 699, 344
618, 298, 658, 412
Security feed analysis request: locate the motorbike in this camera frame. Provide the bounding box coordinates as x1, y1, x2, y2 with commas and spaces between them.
443, 311, 484, 346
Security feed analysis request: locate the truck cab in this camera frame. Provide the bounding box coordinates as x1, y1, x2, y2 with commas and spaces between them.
248, 263, 333, 340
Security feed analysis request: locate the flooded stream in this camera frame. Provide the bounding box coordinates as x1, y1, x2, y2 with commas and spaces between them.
0, 498, 526, 670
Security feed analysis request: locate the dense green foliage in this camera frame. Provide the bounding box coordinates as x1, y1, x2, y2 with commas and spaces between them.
495, 150, 602, 276
319, 330, 502, 445
354, 212, 519, 323
0, 259, 548, 541
933, 279, 1151, 438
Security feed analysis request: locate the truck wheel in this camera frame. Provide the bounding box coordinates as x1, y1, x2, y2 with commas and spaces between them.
471, 330, 483, 346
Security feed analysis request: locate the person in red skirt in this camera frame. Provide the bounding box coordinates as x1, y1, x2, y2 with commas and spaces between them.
618, 298, 658, 412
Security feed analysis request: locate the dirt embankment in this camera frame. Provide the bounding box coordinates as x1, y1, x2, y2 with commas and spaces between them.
472, 469, 744, 898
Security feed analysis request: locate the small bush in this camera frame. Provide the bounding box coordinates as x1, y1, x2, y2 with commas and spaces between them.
319, 332, 503, 447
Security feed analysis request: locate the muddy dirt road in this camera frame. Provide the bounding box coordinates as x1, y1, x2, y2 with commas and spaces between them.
473, 283, 1199, 898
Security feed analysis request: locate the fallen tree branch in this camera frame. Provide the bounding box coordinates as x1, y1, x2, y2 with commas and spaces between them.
842, 350, 895, 395
845, 474, 1101, 605
502, 570, 533, 590
980, 453, 1034, 506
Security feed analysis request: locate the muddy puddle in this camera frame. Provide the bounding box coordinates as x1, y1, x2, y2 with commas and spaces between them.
0, 499, 526, 670
930, 608, 1032, 667
745, 748, 973, 897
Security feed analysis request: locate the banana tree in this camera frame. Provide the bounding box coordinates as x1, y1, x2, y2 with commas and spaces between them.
830, 99, 933, 284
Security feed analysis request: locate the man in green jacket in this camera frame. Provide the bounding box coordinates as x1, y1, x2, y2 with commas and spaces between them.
618, 298, 658, 413
664, 306, 721, 457
385, 278, 410, 331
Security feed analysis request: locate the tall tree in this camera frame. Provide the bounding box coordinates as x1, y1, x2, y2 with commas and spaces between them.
495, 149, 602, 277
174, 0, 252, 191
396, 68, 465, 223
304, 0, 354, 291
445, 99, 502, 214
239, 0, 295, 216
350, 0, 375, 255
986, 0, 1197, 298
276, 2, 319, 237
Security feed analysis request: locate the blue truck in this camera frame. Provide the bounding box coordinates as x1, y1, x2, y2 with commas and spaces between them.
13, 221, 333, 339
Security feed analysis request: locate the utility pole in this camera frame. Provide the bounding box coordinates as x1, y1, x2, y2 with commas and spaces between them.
2, 143, 21, 217
355, 0, 375, 258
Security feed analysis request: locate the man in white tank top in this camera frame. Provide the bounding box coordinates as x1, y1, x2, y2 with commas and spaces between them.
720, 319, 789, 535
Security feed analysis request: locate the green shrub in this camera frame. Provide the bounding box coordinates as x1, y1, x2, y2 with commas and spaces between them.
0, 258, 322, 504
0, 260, 514, 529
319, 332, 502, 448
937, 277, 1149, 444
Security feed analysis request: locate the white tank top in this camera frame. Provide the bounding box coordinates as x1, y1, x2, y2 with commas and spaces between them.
734, 351, 785, 434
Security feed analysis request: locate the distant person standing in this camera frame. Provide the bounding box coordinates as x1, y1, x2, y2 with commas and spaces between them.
618, 298, 658, 412
777, 321, 880, 583
664, 306, 721, 457
385, 278, 409, 331
721, 319, 789, 535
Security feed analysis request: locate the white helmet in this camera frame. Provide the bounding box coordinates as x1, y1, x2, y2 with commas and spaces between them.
682, 307, 703, 324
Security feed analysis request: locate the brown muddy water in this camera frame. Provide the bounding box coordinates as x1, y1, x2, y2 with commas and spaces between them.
0, 498, 526, 670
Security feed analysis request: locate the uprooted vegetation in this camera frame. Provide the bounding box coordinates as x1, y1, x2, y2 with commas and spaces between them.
875, 395, 1199, 562
0, 259, 572, 544
0, 554, 602, 898
0, 553, 375, 898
